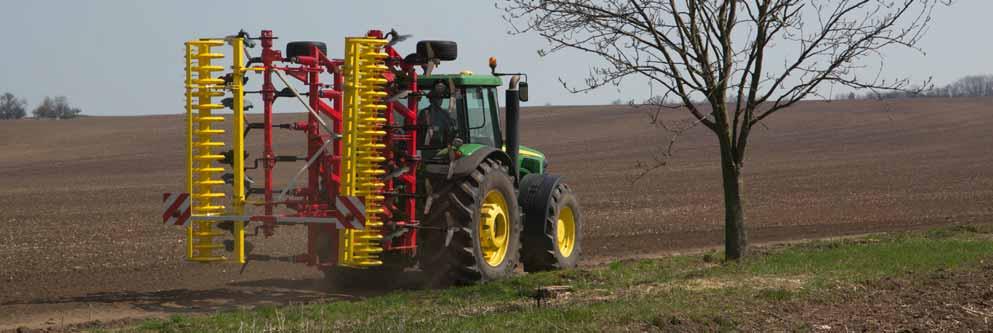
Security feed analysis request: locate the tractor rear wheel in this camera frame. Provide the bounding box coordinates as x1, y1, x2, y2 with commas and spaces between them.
418, 158, 522, 284
520, 174, 582, 272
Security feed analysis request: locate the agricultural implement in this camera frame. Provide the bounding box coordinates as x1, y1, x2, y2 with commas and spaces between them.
162, 29, 582, 283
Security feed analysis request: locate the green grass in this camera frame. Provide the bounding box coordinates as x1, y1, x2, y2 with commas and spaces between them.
127, 225, 993, 332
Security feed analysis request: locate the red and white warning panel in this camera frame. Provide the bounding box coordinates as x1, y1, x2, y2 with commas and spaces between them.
161, 192, 366, 229
162, 192, 191, 227
335, 195, 366, 228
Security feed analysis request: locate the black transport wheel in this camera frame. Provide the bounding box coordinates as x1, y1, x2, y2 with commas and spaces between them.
418, 158, 522, 284
286, 41, 328, 59
519, 174, 582, 272
416, 40, 458, 61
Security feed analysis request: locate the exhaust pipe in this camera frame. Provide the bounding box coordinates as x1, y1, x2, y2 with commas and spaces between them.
506, 75, 521, 181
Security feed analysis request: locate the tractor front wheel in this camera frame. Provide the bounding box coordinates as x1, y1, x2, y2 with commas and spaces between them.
419, 158, 522, 284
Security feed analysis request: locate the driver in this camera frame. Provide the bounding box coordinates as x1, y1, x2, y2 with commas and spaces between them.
417, 80, 456, 148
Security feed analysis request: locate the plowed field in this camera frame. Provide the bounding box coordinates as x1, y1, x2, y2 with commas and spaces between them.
1, 97, 990, 330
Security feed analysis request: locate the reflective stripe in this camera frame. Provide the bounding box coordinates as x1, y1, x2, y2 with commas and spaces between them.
162, 193, 191, 226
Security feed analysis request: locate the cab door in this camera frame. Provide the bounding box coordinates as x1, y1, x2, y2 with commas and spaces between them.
462, 86, 503, 148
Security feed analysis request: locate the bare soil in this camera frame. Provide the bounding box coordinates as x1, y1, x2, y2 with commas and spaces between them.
743, 264, 993, 332
652, 263, 993, 332
1, 97, 991, 330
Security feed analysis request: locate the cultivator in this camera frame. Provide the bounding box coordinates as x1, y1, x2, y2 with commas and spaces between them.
168, 30, 411, 268
163, 28, 583, 284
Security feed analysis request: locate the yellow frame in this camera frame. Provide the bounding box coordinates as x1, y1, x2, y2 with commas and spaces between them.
182, 37, 246, 264
338, 37, 389, 268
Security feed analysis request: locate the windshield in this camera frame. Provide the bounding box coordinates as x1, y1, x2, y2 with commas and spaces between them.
416, 96, 450, 111
415, 93, 459, 149
414, 87, 501, 148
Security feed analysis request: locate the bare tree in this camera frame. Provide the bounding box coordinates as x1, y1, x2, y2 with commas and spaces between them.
0, 93, 27, 120
949, 75, 993, 97
33, 96, 82, 119
503, 0, 948, 259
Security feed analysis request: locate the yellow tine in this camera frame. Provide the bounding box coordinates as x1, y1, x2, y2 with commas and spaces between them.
194, 142, 225, 148
188, 256, 227, 262
194, 78, 225, 85
195, 104, 225, 110
196, 53, 225, 59
186, 40, 225, 46
193, 65, 224, 72
193, 154, 225, 160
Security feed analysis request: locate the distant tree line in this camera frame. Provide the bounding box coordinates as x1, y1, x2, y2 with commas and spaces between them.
844, 74, 993, 100
610, 98, 638, 106
0, 92, 83, 120
0, 93, 27, 119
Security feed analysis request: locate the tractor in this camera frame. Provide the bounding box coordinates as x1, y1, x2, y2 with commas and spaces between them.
163, 29, 581, 285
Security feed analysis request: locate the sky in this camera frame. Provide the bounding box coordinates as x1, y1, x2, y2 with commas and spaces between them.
0, 1, 989, 116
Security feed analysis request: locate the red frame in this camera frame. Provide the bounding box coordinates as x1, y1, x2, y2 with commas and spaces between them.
252, 30, 420, 269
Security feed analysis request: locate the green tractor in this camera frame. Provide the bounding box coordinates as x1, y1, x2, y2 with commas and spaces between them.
411, 64, 583, 283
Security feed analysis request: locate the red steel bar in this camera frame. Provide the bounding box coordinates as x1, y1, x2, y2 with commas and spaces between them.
260, 30, 278, 237
247, 29, 421, 267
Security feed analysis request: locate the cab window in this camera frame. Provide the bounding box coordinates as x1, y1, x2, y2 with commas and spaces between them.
415, 91, 459, 149
464, 87, 501, 147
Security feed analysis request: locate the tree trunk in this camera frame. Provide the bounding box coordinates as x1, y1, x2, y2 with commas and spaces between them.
719, 142, 747, 260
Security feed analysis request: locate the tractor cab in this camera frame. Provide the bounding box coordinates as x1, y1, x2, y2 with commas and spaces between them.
416, 72, 545, 176
416, 73, 503, 148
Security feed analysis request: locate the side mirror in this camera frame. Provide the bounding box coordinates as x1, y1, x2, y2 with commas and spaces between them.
519, 81, 529, 102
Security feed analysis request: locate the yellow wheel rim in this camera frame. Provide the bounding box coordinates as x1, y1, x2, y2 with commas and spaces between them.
556, 206, 576, 257
479, 190, 511, 267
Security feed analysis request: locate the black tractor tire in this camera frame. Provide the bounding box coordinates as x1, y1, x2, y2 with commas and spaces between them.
403, 53, 428, 66
286, 41, 328, 59
418, 158, 521, 284
416, 40, 458, 61
519, 174, 582, 272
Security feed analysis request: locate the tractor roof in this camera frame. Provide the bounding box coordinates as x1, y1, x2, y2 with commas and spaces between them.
418, 73, 502, 87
